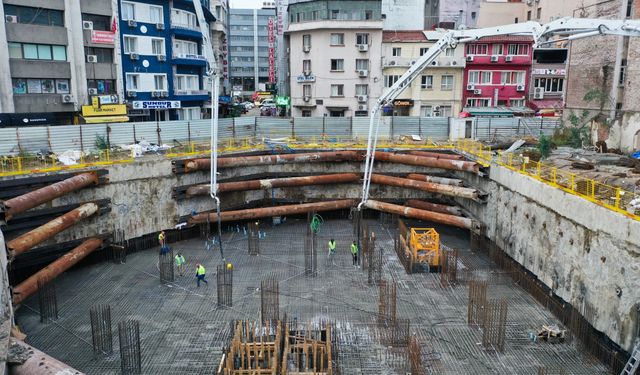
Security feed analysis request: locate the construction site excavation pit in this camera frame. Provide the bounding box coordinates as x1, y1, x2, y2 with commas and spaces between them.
14, 214, 609, 375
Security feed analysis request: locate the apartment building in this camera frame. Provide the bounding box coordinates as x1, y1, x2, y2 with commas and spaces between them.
381, 31, 465, 117
119, 0, 215, 121
210, 0, 230, 94
287, 0, 383, 117
228, 7, 276, 98
0, 0, 119, 125
462, 36, 533, 111
529, 48, 567, 115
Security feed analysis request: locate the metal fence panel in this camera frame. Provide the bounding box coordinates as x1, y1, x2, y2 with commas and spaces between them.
217, 118, 235, 141
47, 125, 81, 153
420, 117, 449, 140
292, 117, 324, 139
0, 128, 19, 155
17, 127, 49, 153
233, 117, 256, 139
256, 117, 291, 138
108, 123, 136, 147
158, 121, 190, 146
133, 122, 159, 144
352, 116, 393, 139
391, 117, 420, 138
323, 117, 351, 138
189, 120, 210, 141
80, 125, 109, 153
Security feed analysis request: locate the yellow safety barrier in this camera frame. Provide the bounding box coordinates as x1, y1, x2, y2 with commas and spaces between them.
0, 150, 133, 177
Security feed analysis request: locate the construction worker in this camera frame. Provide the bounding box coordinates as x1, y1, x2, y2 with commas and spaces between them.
175, 252, 186, 277
351, 241, 359, 268
195, 263, 208, 287
158, 230, 166, 247
328, 238, 336, 259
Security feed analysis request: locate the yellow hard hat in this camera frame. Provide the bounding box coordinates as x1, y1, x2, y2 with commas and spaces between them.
226, 263, 233, 270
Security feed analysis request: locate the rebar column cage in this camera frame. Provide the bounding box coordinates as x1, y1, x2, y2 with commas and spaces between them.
90, 304, 113, 356
118, 320, 142, 375
482, 298, 508, 352
37, 277, 58, 323
112, 229, 127, 263
468, 279, 488, 327
216, 264, 233, 307
304, 212, 318, 277
367, 232, 383, 285
261, 274, 280, 323
158, 246, 174, 284
248, 221, 260, 256
378, 279, 397, 324
440, 247, 459, 286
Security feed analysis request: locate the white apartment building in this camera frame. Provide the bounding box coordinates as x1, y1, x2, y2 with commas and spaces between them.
286, 0, 383, 117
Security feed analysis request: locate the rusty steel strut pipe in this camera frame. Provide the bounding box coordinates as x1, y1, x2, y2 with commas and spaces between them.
9, 339, 86, 375
189, 200, 356, 224
405, 173, 464, 186
186, 173, 361, 197
184, 151, 364, 172
408, 150, 465, 160
374, 151, 480, 173
364, 200, 476, 230
370, 174, 479, 200
12, 238, 103, 305
7, 203, 99, 257
405, 199, 464, 216
2, 172, 98, 221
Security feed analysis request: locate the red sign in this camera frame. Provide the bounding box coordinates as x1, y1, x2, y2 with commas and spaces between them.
91, 31, 115, 45
267, 18, 276, 83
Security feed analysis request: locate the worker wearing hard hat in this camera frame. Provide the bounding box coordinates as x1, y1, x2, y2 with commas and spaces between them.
195, 263, 208, 287
351, 241, 359, 268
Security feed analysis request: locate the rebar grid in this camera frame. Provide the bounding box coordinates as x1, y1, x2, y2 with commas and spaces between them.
261, 274, 279, 323
216, 264, 233, 308
118, 320, 141, 375
248, 221, 260, 256
304, 212, 318, 277
90, 304, 113, 356
37, 277, 58, 323
481, 298, 508, 352
158, 246, 174, 283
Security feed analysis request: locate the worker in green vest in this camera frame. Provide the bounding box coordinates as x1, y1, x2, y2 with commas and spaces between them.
351, 241, 359, 268
328, 239, 336, 259
195, 263, 208, 287
174, 253, 186, 277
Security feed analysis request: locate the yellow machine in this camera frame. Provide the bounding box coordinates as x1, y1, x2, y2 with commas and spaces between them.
408, 228, 441, 268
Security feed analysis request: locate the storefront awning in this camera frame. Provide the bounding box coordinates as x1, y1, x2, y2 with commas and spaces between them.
83, 115, 129, 124
464, 106, 534, 117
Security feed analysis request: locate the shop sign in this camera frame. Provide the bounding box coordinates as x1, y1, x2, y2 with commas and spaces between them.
132, 101, 181, 109
297, 75, 316, 83
393, 99, 414, 107
532, 68, 566, 75
91, 31, 115, 44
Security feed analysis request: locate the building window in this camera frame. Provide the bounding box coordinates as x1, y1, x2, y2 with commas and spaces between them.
82, 14, 111, 31
154, 75, 166, 91
330, 59, 344, 71
420, 47, 429, 56
468, 71, 492, 85
175, 74, 198, 91
8, 43, 22, 58
150, 5, 163, 24
122, 2, 136, 20
441, 75, 454, 90
466, 44, 488, 55
303, 34, 311, 49
330, 110, 345, 117
392, 47, 401, 57
356, 33, 369, 45
12, 43, 67, 61
471, 12, 476, 19
501, 71, 526, 85
12, 78, 68, 94
421, 106, 433, 117
174, 39, 198, 55
85, 47, 113, 63
620, 59, 627, 86
421, 75, 433, 89
178, 107, 201, 120
330, 10, 339, 19
445, 48, 454, 57
439, 106, 452, 117
87, 79, 116, 94
536, 7, 542, 19
527, 10, 532, 20
330, 33, 344, 46
303, 59, 311, 72
355, 84, 368, 95
356, 59, 369, 70
365, 10, 373, 20
330, 84, 344, 96
303, 84, 311, 97
172, 9, 197, 29
3, 5, 64, 27
627, 1, 633, 17
151, 38, 165, 55
302, 110, 312, 117
311, 10, 319, 20
384, 75, 400, 88
124, 36, 137, 54
507, 44, 529, 55
126, 74, 139, 90
510, 98, 526, 107
466, 98, 491, 107
492, 44, 503, 55
534, 77, 564, 92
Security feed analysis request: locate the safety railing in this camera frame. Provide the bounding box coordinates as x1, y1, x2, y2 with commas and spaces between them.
0, 150, 133, 177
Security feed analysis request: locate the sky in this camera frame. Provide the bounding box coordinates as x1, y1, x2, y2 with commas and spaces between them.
230, 0, 265, 8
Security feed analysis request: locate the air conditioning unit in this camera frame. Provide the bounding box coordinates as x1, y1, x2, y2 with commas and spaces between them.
491, 55, 499, 62
88, 88, 98, 95
357, 95, 368, 102
87, 55, 98, 63
516, 84, 525, 92
127, 90, 137, 97
303, 95, 310, 102
358, 70, 368, 77
526, 0, 533, 5
5, 15, 18, 23
83, 21, 93, 30
161, 91, 169, 97
303, 70, 311, 76
357, 44, 368, 52
534, 87, 545, 99
158, 55, 166, 62
474, 89, 482, 95
410, 60, 417, 65
466, 84, 475, 91
505, 55, 514, 62
451, 61, 458, 66
128, 19, 137, 27
61, 94, 74, 103
466, 55, 474, 62
130, 53, 139, 60
389, 60, 396, 66
303, 45, 311, 53
433, 105, 441, 112
431, 61, 439, 66
156, 23, 165, 30
357, 104, 368, 111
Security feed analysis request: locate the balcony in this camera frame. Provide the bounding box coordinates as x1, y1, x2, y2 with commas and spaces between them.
172, 53, 207, 66
174, 89, 208, 96
170, 14, 202, 39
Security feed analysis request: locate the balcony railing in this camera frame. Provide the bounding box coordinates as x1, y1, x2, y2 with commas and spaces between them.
174, 89, 208, 96
172, 53, 206, 60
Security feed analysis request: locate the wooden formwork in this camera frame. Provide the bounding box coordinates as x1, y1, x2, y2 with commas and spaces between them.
282, 322, 332, 375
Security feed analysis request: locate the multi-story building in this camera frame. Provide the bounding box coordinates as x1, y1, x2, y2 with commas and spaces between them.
529, 48, 567, 115
275, 0, 289, 95
462, 36, 533, 111
119, 0, 215, 121
228, 7, 276, 99
381, 0, 480, 31
381, 31, 465, 117
382, 0, 426, 30
210, 0, 230, 94
0, 0, 120, 125
287, 0, 383, 117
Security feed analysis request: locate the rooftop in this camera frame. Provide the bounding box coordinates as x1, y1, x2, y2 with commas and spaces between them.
383, 30, 428, 42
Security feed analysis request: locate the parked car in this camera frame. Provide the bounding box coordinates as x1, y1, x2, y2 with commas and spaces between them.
260, 99, 275, 108
241, 101, 254, 110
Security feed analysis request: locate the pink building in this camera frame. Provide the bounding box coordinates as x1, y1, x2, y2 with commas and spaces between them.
462, 36, 533, 111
